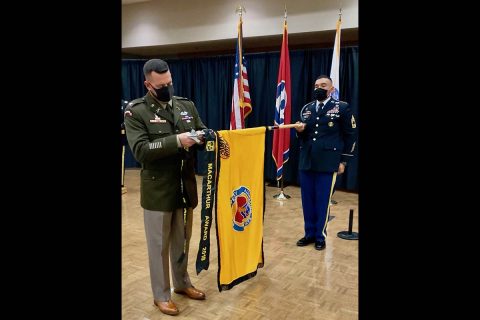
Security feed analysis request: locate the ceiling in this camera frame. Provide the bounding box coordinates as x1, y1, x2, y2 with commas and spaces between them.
122, 28, 358, 59
121, 0, 358, 58
122, 0, 151, 4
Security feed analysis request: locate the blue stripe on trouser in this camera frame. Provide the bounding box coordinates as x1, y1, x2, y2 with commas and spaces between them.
299, 170, 336, 242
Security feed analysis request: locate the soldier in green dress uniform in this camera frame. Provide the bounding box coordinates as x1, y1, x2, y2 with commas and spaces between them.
124, 59, 207, 316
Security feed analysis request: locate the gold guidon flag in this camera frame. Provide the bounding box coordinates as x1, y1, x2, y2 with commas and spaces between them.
217, 127, 265, 290
196, 127, 265, 291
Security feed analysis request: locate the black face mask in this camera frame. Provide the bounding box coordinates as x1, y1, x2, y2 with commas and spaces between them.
313, 87, 328, 101
153, 84, 174, 102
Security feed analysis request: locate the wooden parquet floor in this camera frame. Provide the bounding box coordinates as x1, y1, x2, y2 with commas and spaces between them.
122, 169, 358, 320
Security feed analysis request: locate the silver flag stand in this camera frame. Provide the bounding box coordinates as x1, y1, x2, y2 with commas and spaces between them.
273, 178, 290, 200
267, 125, 301, 200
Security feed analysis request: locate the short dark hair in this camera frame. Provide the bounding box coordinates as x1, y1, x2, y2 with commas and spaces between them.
316, 75, 332, 82
143, 59, 169, 77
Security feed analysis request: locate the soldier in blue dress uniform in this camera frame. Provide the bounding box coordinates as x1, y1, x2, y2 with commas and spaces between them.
295, 75, 357, 250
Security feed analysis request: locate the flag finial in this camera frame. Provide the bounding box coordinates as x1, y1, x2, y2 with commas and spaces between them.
339, 7, 342, 22
284, 4, 287, 20
235, 5, 246, 17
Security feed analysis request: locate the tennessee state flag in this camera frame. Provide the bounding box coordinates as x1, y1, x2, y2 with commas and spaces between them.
272, 18, 291, 180
216, 127, 265, 290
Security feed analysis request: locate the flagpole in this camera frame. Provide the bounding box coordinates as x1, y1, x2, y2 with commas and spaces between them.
270, 124, 295, 200
268, 123, 301, 130
273, 6, 291, 201
235, 6, 246, 126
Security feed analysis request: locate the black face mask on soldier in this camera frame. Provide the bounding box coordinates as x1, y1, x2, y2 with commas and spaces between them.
154, 84, 174, 102
313, 87, 328, 101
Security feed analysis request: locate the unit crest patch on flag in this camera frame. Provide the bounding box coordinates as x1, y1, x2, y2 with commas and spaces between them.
231, 186, 252, 231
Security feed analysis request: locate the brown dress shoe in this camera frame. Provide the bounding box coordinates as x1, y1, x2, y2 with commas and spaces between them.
174, 286, 206, 300
153, 299, 179, 316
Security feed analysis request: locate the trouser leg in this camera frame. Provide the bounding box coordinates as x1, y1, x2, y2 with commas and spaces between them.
144, 209, 173, 301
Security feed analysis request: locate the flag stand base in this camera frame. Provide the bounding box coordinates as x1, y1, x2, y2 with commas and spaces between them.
337, 209, 358, 240
337, 231, 358, 240
273, 178, 290, 200
273, 190, 290, 200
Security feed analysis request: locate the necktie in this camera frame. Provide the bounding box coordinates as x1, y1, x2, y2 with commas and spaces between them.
316, 102, 324, 112
164, 103, 173, 115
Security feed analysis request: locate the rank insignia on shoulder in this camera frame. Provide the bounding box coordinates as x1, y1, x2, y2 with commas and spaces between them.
124, 110, 132, 117
127, 98, 144, 109
351, 115, 357, 128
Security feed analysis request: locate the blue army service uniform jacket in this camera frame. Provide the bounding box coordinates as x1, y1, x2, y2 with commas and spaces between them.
124, 93, 207, 211
297, 98, 357, 172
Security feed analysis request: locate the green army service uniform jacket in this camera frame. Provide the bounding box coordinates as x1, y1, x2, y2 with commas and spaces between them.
124, 93, 207, 211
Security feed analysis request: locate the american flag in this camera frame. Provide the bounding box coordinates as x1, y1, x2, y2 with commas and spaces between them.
272, 18, 291, 180
230, 16, 252, 130
329, 16, 342, 100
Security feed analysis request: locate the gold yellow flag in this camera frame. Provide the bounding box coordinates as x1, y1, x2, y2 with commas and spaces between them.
216, 127, 265, 290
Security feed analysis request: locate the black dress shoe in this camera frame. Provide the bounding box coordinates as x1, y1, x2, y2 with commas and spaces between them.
315, 241, 326, 250
297, 237, 315, 246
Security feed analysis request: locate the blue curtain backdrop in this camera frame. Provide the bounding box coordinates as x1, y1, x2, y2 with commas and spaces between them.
122, 46, 358, 191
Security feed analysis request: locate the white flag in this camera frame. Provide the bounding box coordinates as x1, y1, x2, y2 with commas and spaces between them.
330, 18, 341, 100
